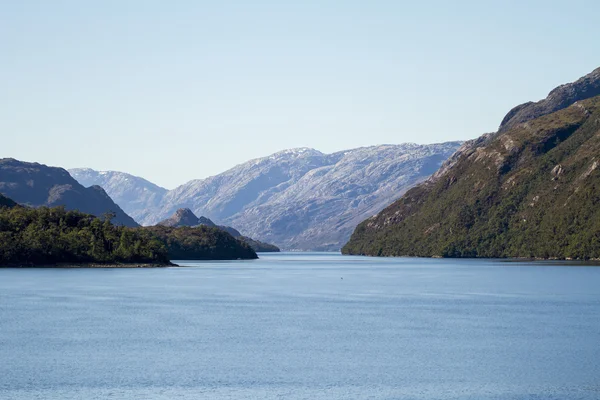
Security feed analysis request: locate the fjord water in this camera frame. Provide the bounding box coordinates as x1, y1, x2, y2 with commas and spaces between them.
1, 254, 599, 400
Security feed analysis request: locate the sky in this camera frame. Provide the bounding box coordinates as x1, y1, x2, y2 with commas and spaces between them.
1, 1, 599, 189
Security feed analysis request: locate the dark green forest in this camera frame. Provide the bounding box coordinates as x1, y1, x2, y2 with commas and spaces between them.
343, 96, 600, 259
0, 205, 169, 266
0, 199, 258, 266
146, 225, 258, 260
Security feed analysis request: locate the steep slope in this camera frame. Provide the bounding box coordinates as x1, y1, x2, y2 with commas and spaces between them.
344, 69, 600, 259
0, 159, 138, 227
153, 144, 463, 243
72, 143, 461, 250
149, 148, 330, 226
499, 67, 600, 133
69, 168, 167, 223
225, 143, 461, 250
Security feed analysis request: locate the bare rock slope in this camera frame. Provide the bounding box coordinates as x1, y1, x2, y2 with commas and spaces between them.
69, 168, 167, 223
71, 142, 461, 250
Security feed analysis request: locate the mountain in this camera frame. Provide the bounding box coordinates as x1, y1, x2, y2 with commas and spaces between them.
0, 159, 138, 227
224, 143, 461, 250
157, 208, 202, 227
152, 148, 331, 228
499, 67, 600, 133
343, 67, 600, 259
68, 168, 167, 223
71, 143, 461, 250
157, 208, 280, 252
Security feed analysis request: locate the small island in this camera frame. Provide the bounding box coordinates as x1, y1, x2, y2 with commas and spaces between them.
156, 208, 279, 253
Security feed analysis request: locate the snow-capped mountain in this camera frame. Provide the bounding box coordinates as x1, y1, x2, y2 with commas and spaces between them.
68, 168, 168, 223
70, 142, 462, 250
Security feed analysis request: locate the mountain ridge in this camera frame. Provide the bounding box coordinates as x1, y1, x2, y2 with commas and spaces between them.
499, 67, 600, 133
68, 168, 168, 223
343, 66, 600, 259
70, 142, 462, 250
0, 159, 138, 227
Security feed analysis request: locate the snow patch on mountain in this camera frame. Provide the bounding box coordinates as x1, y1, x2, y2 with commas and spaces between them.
70, 142, 462, 250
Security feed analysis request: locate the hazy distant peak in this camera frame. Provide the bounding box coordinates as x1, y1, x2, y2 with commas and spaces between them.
69, 168, 167, 190
68, 141, 464, 250
271, 147, 323, 156
68, 167, 169, 223
0, 159, 138, 227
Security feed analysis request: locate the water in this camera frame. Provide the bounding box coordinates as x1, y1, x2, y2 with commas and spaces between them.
1, 253, 599, 399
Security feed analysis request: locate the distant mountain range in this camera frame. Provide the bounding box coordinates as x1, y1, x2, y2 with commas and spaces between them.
68, 168, 168, 223
70, 142, 461, 250
0, 159, 138, 227
343, 67, 600, 259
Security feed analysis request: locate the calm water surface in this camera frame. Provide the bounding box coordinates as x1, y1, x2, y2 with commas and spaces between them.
1, 253, 599, 399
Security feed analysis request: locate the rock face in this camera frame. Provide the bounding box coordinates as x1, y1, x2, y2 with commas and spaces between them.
343, 67, 600, 259
72, 143, 461, 250
68, 168, 167, 223
0, 159, 138, 227
157, 208, 280, 252
499, 67, 600, 133
157, 208, 202, 227
224, 143, 461, 250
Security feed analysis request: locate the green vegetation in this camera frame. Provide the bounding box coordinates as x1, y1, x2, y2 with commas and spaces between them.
0, 206, 169, 266
0, 200, 259, 266
343, 96, 600, 260
0, 158, 139, 227
157, 208, 277, 254
239, 236, 280, 252
146, 225, 258, 260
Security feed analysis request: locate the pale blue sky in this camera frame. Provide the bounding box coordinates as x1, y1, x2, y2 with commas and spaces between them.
1, 0, 598, 188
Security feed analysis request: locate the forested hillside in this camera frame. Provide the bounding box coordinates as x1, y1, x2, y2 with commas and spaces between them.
344, 95, 600, 259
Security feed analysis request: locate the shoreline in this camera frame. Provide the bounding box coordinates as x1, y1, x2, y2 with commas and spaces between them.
0, 262, 179, 269
340, 252, 600, 263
